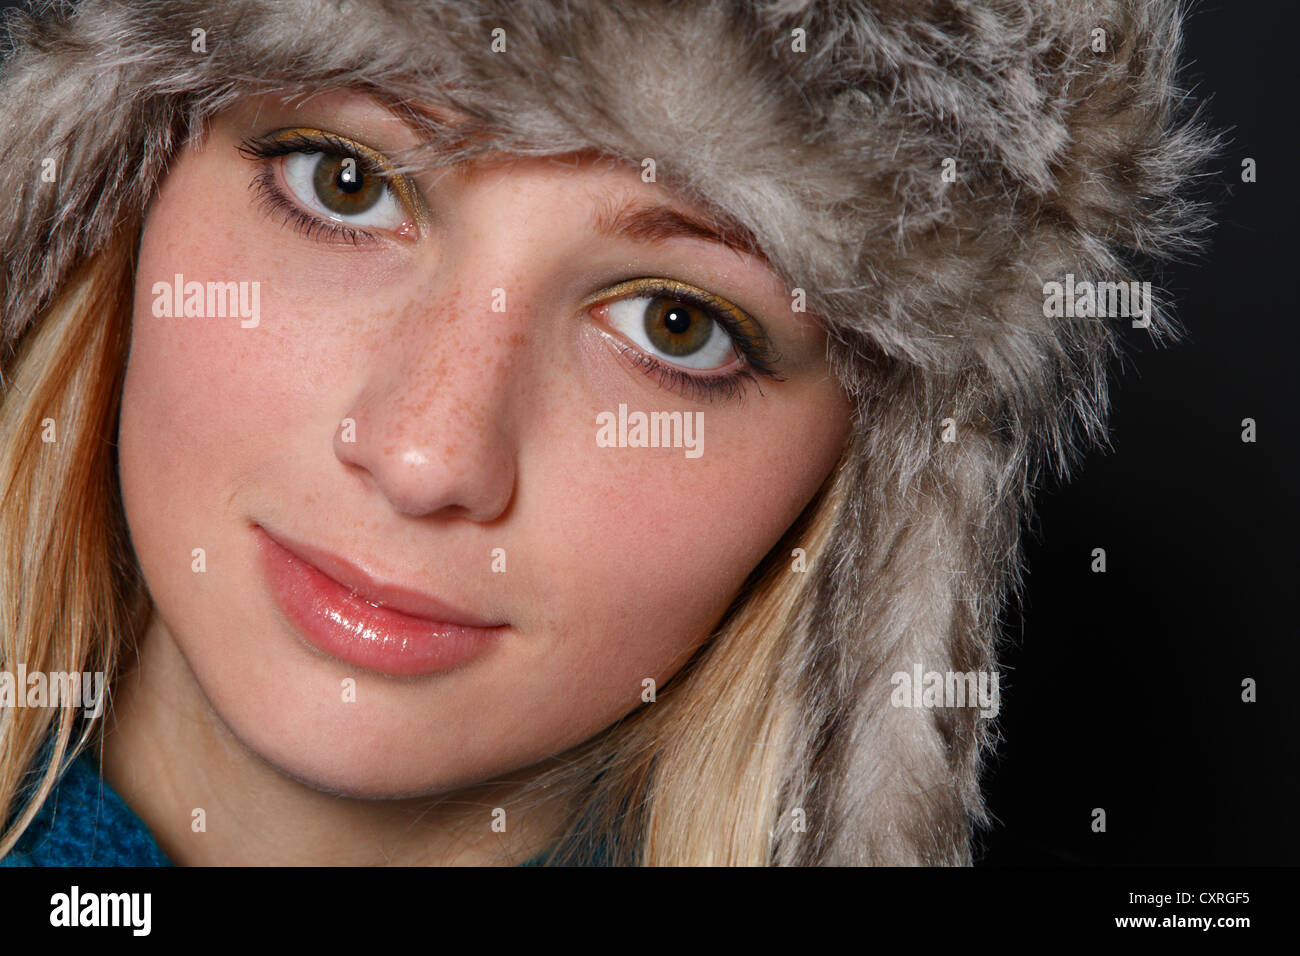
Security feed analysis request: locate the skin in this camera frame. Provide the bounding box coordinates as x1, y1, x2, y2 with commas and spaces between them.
101, 90, 852, 865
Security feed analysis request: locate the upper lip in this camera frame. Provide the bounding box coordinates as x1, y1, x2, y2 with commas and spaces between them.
258, 524, 506, 628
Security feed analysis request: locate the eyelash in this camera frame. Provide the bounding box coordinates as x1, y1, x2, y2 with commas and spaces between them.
238, 132, 785, 403
239, 131, 395, 246
614, 342, 766, 403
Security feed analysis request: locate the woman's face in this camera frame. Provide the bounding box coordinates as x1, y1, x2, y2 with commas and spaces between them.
118, 90, 850, 797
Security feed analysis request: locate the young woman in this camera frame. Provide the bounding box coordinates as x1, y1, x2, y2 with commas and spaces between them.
0, 0, 1215, 865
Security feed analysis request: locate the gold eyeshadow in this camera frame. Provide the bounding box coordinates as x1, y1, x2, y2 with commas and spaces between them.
251, 127, 430, 232
583, 278, 779, 366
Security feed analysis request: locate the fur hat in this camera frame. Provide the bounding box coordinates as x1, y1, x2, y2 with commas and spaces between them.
0, 0, 1217, 863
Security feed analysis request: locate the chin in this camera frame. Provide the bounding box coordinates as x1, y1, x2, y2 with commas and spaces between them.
217, 697, 506, 800
171, 636, 496, 799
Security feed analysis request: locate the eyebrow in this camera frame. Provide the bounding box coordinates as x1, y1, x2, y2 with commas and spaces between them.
590, 197, 769, 265
382, 95, 772, 265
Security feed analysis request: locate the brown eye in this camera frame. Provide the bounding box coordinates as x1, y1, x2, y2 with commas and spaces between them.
281, 151, 408, 230
311, 153, 386, 216
644, 297, 715, 358
603, 292, 739, 371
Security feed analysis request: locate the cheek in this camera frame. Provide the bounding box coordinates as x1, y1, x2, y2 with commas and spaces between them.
505, 378, 846, 731
119, 147, 405, 531
119, 157, 267, 646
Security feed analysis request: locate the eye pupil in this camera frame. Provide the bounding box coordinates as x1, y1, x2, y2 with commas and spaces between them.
337, 165, 362, 193
662, 307, 692, 335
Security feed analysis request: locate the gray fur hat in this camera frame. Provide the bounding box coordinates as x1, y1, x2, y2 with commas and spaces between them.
0, 0, 1216, 863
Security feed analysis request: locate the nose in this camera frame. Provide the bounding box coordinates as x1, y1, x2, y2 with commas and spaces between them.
333, 274, 523, 524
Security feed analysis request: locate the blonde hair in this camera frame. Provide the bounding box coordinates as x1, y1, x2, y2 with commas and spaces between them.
0, 226, 849, 865
0, 229, 147, 859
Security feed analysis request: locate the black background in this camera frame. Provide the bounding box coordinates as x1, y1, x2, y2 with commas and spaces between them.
1, 0, 1294, 866
977, 1, 1297, 864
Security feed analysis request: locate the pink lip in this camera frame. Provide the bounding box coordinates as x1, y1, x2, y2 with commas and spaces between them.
254, 524, 507, 677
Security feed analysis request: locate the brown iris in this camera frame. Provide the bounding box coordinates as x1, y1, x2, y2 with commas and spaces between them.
645, 297, 714, 357
311, 154, 386, 216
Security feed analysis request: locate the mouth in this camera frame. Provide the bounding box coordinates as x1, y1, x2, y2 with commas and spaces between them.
253, 523, 507, 678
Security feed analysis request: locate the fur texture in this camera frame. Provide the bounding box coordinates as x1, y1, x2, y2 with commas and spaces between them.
0, 0, 1217, 863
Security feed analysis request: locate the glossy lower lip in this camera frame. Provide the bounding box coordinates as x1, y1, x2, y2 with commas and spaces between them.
254, 525, 506, 677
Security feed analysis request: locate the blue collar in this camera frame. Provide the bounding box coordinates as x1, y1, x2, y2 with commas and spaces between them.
1, 750, 171, 867
2, 750, 561, 866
